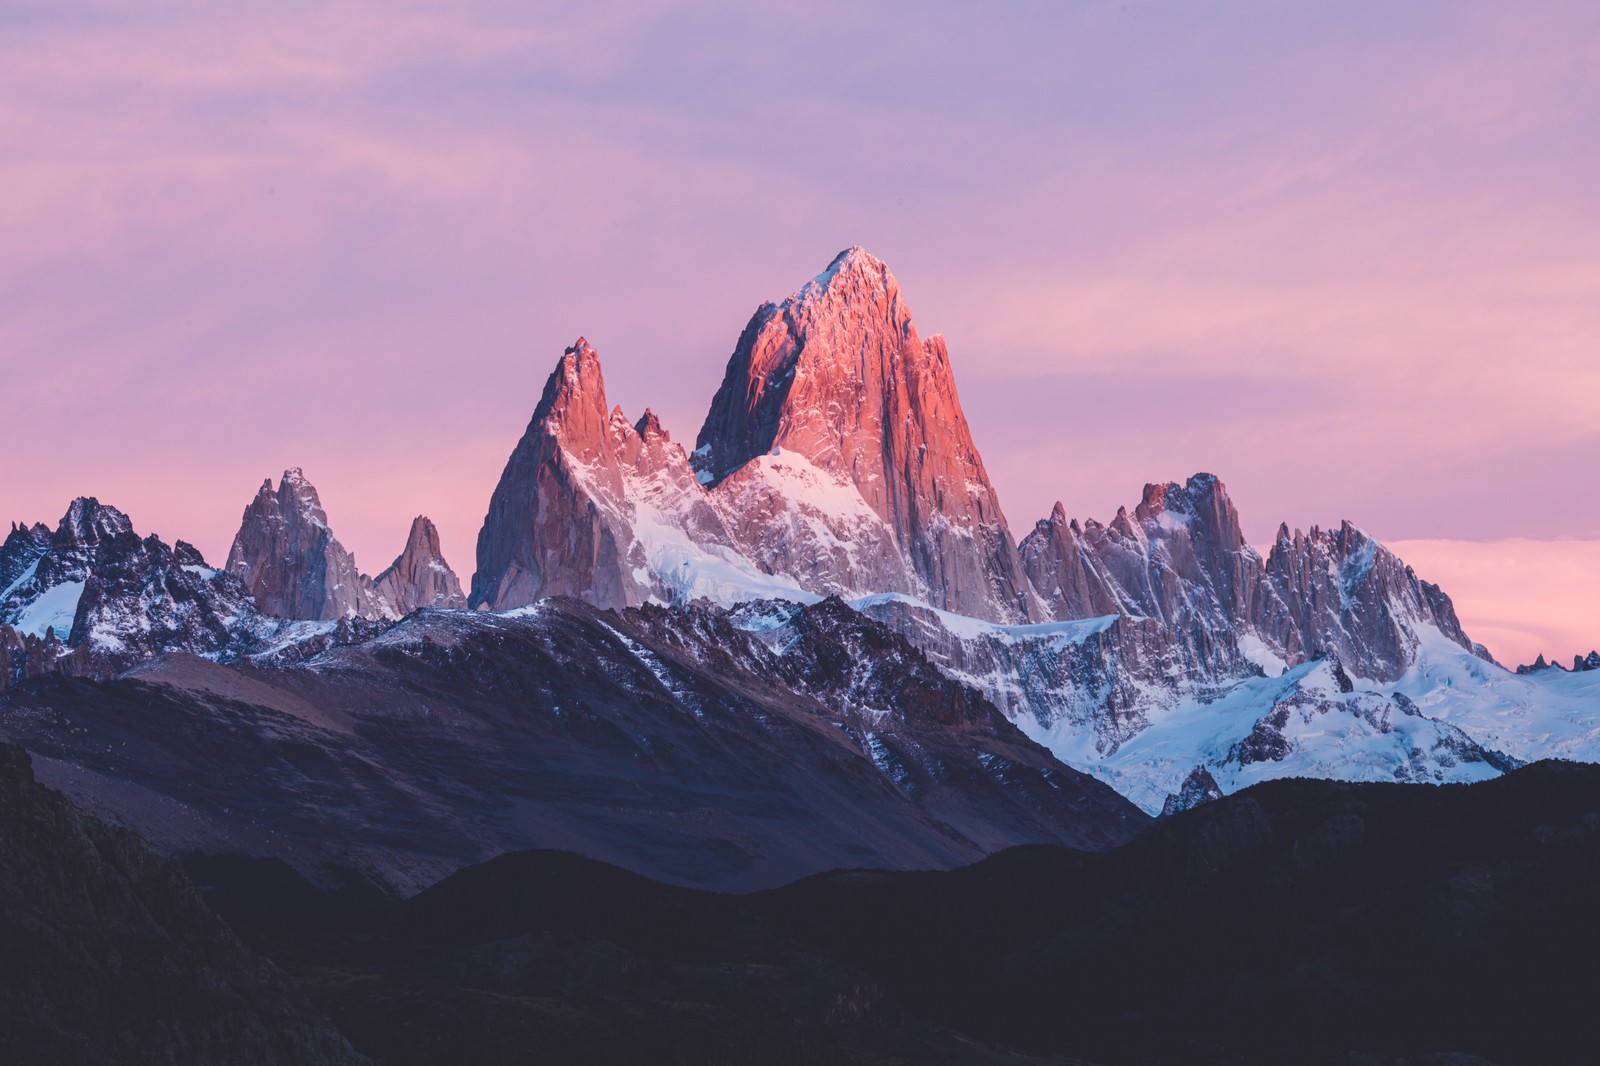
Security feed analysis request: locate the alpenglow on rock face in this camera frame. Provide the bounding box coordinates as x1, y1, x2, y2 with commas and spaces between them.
473, 250, 1040, 621
694, 247, 1038, 623
452, 248, 1536, 814
226, 468, 390, 621
470, 252, 1491, 679
472, 339, 661, 610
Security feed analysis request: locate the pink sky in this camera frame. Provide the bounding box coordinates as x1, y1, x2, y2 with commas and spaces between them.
3, 2, 1597, 667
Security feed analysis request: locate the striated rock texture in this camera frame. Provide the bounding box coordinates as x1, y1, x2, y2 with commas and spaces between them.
372, 516, 466, 614
470, 340, 651, 611
0, 497, 405, 689
0, 626, 88, 694
1018, 473, 1489, 681
1258, 519, 1487, 682
1022, 475, 1270, 630
0, 743, 364, 1065
454, 251, 1513, 814
468, 255, 1484, 694
694, 247, 1038, 622
226, 469, 390, 621
470, 339, 781, 612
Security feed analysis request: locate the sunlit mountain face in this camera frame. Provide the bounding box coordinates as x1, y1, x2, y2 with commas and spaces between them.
3, 5, 1596, 1062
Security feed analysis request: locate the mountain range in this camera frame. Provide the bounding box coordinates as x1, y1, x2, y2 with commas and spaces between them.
5, 245, 1599, 1063
3, 246, 1597, 886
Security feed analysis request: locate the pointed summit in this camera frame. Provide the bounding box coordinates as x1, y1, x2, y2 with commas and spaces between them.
470, 339, 647, 611
534, 338, 614, 465
795, 246, 895, 303
55, 498, 135, 549
225, 469, 389, 621
1018, 499, 1124, 620
1259, 515, 1484, 680
634, 408, 667, 440
374, 516, 466, 614
0, 522, 52, 599
693, 248, 1036, 622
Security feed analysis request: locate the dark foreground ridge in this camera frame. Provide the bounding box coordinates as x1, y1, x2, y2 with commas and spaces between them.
0, 743, 362, 1066
0, 597, 1146, 895
181, 759, 1600, 1066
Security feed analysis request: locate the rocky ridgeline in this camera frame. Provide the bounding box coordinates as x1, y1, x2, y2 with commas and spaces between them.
0, 598, 1147, 896
0, 499, 268, 685
5, 249, 1491, 706
1, 477, 467, 685
465, 250, 1494, 760
225, 469, 466, 622
1517, 651, 1600, 675
4, 247, 1556, 815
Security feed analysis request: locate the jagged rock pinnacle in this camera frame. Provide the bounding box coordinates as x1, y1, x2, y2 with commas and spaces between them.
225, 469, 388, 621
374, 516, 466, 614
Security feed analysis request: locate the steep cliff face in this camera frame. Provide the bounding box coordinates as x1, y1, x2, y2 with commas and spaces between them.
470, 339, 649, 611
694, 248, 1037, 622
1257, 520, 1487, 682
372, 516, 466, 614
1018, 504, 1123, 620
0, 522, 52, 600
1017, 474, 1488, 681
226, 469, 390, 621
471, 340, 800, 613
1022, 474, 1274, 631
459, 254, 1498, 818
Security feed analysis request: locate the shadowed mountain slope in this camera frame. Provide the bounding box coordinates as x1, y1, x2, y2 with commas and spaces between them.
0, 598, 1145, 896
212, 761, 1600, 1065
0, 743, 362, 1066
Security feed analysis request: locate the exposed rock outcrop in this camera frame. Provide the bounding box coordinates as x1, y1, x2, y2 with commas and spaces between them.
1160, 765, 1224, 816
470, 340, 651, 611
372, 516, 465, 613
1259, 519, 1487, 682
470, 339, 784, 612
694, 247, 1038, 622
0, 495, 409, 685
0, 625, 89, 693
1517, 651, 1600, 675
1019, 474, 1486, 682
226, 469, 390, 621
0, 598, 1147, 896
0, 522, 51, 599
454, 250, 1509, 815
0, 499, 269, 676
